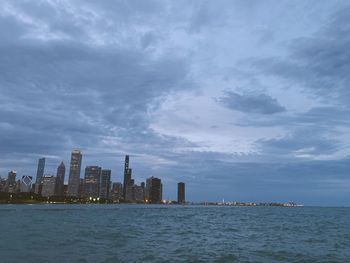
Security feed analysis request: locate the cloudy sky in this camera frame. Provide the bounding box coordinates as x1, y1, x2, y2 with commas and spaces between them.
0, 0, 349, 205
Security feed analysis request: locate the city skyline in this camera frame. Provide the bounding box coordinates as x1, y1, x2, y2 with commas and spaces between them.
0, 1, 350, 206
0, 150, 181, 204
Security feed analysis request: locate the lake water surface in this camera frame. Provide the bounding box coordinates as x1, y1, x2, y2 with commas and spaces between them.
0, 205, 349, 262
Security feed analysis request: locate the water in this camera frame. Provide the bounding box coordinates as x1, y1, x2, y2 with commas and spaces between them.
0, 205, 349, 262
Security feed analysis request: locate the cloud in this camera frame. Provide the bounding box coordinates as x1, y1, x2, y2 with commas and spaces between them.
249, 5, 350, 106
217, 91, 286, 114
257, 128, 341, 159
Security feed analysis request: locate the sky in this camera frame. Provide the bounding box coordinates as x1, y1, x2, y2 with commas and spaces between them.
0, 0, 349, 206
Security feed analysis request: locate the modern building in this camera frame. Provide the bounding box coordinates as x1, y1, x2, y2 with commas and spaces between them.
41, 175, 56, 197
84, 166, 101, 198
0, 177, 6, 192
134, 185, 144, 202
146, 176, 162, 204
100, 169, 111, 199
6, 170, 17, 193
177, 182, 185, 204
20, 175, 33, 193
35, 158, 45, 194
55, 162, 65, 196
111, 182, 123, 202
67, 150, 82, 197
78, 178, 84, 198
123, 155, 132, 199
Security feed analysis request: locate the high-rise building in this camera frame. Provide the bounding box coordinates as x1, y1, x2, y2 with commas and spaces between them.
146, 176, 162, 204
84, 166, 101, 198
111, 182, 123, 202
134, 185, 144, 202
6, 170, 17, 193
123, 155, 133, 199
177, 182, 185, 204
55, 162, 65, 196
100, 169, 111, 199
78, 178, 84, 198
41, 175, 56, 197
0, 177, 6, 192
35, 158, 45, 194
20, 175, 33, 193
67, 150, 82, 197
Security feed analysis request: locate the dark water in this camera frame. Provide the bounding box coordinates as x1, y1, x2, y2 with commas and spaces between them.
0, 205, 349, 263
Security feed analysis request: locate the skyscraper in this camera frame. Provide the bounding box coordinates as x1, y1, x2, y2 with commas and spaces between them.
55, 162, 65, 196
177, 182, 185, 204
111, 182, 123, 202
67, 150, 82, 197
100, 169, 111, 199
146, 176, 162, 204
41, 175, 56, 197
123, 155, 132, 199
6, 170, 17, 193
84, 166, 101, 198
35, 158, 45, 194
20, 175, 33, 193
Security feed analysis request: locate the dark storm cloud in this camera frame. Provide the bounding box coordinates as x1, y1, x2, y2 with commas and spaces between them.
250, 5, 350, 105
234, 106, 350, 128
217, 91, 286, 114
257, 129, 340, 156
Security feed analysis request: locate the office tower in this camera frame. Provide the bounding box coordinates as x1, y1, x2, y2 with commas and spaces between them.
100, 169, 111, 199
6, 170, 17, 193
146, 176, 162, 204
111, 182, 123, 202
0, 177, 6, 192
41, 175, 56, 197
55, 162, 65, 196
35, 158, 45, 194
20, 176, 33, 193
134, 185, 144, 202
63, 184, 68, 196
123, 155, 132, 199
78, 178, 84, 198
67, 150, 82, 197
177, 182, 185, 204
84, 166, 101, 198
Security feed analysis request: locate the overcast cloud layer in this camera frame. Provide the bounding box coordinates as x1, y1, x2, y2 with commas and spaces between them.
0, 0, 349, 205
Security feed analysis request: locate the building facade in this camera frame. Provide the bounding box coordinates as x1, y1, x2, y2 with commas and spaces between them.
35, 158, 45, 194
146, 176, 162, 204
84, 166, 101, 198
55, 162, 65, 196
123, 155, 132, 199
177, 182, 185, 204
6, 171, 17, 193
111, 182, 123, 202
20, 175, 33, 193
100, 169, 111, 199
67, 150, 82, 197
41, 175, 56, 197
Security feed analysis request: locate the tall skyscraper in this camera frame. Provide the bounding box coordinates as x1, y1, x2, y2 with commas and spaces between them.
6, 170, 17, 193
55, 162, 65, 196
100, 169, 111, 199
20, 175, 33, 193
84, 166, 101, 198
35, 158, 45, 194
177, 182, 185, 204
123, 155, 132, 199
111, 182, 123, 202
146, 176, 162, 204
67, 150, 82, 197
41, 175, 56, 197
